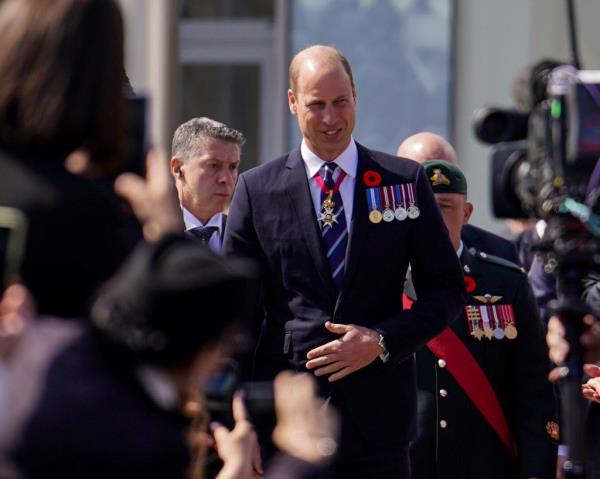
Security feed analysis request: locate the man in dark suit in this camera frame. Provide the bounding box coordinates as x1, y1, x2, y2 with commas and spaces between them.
170, 117, 244, 252
397, 132, 520, 264
223, 45, 466, 479
408, 160, 557, 479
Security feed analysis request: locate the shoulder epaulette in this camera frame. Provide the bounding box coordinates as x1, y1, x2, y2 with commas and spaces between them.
471, 249, 525, 273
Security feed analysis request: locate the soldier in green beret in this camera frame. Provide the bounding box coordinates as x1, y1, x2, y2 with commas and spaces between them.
407, 160, 558, 479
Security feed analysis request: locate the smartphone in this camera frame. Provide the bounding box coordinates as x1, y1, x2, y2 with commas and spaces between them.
0, 207, 27, 294
204, 360, 275, 428
120, 94, 150, 178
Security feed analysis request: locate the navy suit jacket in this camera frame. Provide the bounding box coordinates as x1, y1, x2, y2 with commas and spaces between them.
223, 142, 466, 445
461, 224, 519, 265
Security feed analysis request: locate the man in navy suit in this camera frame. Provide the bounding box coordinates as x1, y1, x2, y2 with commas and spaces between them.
170, 117, 244, 252
224, 45, 466, 479
397, 132, 520, 264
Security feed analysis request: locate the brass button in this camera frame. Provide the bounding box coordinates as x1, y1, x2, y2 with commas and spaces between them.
439, 389, 448, 398
437, 359, 447, 368
440, 420, 448, 429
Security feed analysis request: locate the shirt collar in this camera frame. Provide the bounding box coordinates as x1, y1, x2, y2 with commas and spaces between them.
301, 137, 358, 179
456, 240, 464, 258
182, 207, 223, 232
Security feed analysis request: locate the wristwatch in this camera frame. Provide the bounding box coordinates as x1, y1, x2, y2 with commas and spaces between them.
377, 331, 390, 363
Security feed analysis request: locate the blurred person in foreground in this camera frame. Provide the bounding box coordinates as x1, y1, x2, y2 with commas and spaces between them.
407, 160, 557, 479
0, 0, 145, 320
0, 235, 261, 479
547, 276, 600, 478
397, 132, 520, 264
170, 117, 244, 253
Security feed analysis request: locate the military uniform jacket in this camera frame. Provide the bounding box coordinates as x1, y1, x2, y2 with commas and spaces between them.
410, 248, 557, 479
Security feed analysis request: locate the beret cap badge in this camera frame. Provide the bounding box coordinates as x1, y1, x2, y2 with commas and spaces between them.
431, 169, 450, 186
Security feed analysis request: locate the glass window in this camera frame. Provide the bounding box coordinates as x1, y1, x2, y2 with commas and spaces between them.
289, 0, 453, 155
180, 64, 260, 172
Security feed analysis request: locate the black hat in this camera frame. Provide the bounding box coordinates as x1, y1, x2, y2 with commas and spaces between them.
90, 234, 257, 366
423, 160, 468, 194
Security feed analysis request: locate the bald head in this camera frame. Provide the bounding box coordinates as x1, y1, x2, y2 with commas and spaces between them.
289, 45, 355, 94
396, 132, 457, 165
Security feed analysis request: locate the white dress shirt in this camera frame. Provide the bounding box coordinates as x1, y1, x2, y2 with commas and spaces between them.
182, 207, 225, 253
301, 138, 358, 230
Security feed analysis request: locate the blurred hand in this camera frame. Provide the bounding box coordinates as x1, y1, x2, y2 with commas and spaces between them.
547, 314, 600, 369
547, 316, 569, 365
114, 148, 183, 242
306, 321, 383, 382
213, 391, 262, 479
272, 371, 339, 464
582, 364, 600, 404
0, 283, 34, 360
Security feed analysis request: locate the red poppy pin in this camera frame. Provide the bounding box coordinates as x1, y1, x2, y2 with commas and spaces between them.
363, 170, 382, 187
464, 275, 477, 293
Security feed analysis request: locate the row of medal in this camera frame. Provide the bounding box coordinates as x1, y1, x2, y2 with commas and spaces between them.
366, 183, 420, 224
465, 304, 518, 341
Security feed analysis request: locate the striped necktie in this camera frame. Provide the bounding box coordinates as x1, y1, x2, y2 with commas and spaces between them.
318, 163, 348, 291
188, 226, 218, 244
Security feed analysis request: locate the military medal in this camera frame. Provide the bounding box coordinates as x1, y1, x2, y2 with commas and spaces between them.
493, 326, 505, 340
465, 305, 484, 341
406, 183, 420, 219
499, 304, 518, 340
381, 187, 395, 222
504, 323, 518, 340
366, 187, 383, 224
480, 306, 494, 340
317, 191, 339, 228
369, 209, 383, 223
474, 294, 505, 341
315, 168, 346, 229
394, 184, 408, 221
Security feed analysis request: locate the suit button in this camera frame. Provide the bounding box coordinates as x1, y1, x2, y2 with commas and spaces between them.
437, 359, 447, 368
439, 389, 448, 397
439, 420, 448, 429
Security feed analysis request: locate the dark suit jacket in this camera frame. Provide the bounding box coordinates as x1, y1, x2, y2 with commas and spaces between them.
0, 322, 190, 479
223, 142, 466, 446
410, 249, 557, 479
461, 223, 519, 265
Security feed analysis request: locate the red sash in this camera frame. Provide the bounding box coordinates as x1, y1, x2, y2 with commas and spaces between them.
403, 294, 517, 457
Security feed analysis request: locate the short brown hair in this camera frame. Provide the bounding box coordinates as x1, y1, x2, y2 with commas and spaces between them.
0, 0, 126, 170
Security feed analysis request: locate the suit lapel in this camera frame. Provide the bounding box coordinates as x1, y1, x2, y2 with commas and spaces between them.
340, 143, 375, 294
284, 148, 337, 300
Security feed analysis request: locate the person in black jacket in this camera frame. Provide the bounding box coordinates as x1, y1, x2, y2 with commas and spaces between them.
224, 45, 466, 479
408, 160, 557, 479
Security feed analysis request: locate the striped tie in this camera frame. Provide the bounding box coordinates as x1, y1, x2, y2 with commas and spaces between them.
319, 163, 348, 291
188, 226, 218, 244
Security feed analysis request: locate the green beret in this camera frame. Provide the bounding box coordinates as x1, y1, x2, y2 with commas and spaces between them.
422, 160, 468, 194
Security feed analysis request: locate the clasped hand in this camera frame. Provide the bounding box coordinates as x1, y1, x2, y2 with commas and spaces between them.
305, 321, 383, 382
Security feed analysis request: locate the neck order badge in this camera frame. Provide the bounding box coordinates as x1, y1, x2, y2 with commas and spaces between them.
315, 163, 348, 290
